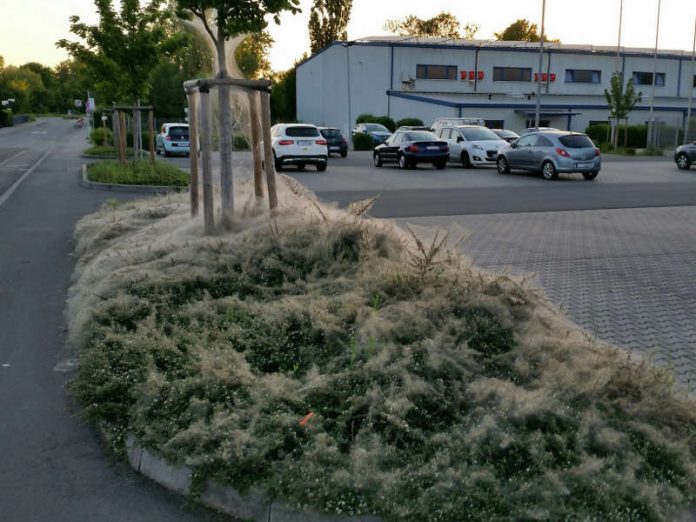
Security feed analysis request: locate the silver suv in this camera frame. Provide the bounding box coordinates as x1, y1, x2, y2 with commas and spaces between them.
496, 130, 601, 180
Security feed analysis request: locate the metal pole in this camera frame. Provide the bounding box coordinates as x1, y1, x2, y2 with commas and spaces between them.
199, 87, 215, 234
534, 0, 547, 129
613, 0, 624, 147
260, 91, 278, 211
647, 0, 662, 147
685, 17, 696, 144
148, 109, 155, 166
187, 91, 200, 217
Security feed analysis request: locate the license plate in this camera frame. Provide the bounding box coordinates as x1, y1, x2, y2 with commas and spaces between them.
299, 140, 312, 146
576, 162, 592, 168
330, 146, 340, 151
426, 146, 439, 150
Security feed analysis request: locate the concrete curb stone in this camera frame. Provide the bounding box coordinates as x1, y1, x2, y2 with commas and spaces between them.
124, 436, 382, 522
80, 164, 185, 194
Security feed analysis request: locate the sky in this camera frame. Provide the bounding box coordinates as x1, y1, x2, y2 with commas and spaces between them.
1, 0, 695, 71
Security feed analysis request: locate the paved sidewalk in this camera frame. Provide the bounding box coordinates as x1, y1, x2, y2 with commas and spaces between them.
401, 206, 696, 392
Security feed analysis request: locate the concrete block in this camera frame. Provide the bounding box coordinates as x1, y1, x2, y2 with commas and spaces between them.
201, 481, 271, 521
137, 447, 192, 496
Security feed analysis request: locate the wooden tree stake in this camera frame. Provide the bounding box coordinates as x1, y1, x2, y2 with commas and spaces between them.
199, 87, 215, 234
148, 109, 155, 166
260, 91, 278, 211
247, 90, 264, 202
187, 92, 200, 217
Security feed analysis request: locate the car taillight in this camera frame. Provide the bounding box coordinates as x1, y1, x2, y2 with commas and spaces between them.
408, 144, 419, 152
342, 138, 347, 144
316, 139, 327, 145
555, 147, 570, 158
278, 139, 294, 145
595, 148, 601, 156
443, 145, 449, 152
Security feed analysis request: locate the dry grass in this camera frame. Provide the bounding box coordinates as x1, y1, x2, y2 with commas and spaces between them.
67, 178, 696, 520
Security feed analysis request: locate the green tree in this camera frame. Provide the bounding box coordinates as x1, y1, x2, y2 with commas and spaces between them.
235, 31, 274, 79
2, 66, 45, 112
57, 0, 187, 104
384, 12, 478, 39
174, 0, 301, 226
604, 72, 641, 148
495, 18, 559, 43
308, 0, 352, 53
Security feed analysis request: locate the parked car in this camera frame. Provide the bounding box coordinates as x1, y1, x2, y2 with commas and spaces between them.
155, 123, 190, 156
431, 117, 485, 133
396, 125, 430, 132
373, 130, 449, 169
520, 127, 560, 135
496, 130, 601, 180
352, 123, 392, 144
674, 140, 696, 170
271, 123, 328, 172
491, 129, 520, 143
435, 125, 508, 167
319, 127, 348, 157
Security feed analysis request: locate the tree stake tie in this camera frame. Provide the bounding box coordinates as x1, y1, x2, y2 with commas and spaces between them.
299, 411, 314, 427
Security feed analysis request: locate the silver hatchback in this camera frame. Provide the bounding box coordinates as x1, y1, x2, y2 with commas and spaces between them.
496, 131, 601, 180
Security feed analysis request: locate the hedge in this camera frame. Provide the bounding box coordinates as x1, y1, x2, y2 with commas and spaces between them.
0, 109, 14, 127
586, 123, 648, 149
352, 133, 375, 151
90, 127, 113, 146
396, 118, 424, 128
355, 113, 397, 132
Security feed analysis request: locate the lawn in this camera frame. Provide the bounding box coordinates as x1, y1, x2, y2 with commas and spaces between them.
86, 159, 189, 186
67, 182, 696, 521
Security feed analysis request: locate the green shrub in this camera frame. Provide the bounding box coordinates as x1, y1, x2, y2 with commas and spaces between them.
355, 113, 376, 124
355, 114, 397, 132
586, 124, 648, 149
396, 117, 424, 128
90, 127, 113, 146
0, 109, 13, 127
352, 133, 374, 151
233, 134, 249, 150
585, 124, 610, 145
86, 160, 189, 186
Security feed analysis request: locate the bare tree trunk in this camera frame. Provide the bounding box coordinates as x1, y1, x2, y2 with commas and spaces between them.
216, 39, 234, 228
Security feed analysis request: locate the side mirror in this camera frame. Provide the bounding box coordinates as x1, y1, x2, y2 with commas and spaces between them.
511, 141, 518, 149
457, 136, 464, 143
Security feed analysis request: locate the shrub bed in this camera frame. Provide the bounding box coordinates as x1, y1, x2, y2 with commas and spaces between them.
86, 160, 189, 186
68, 186, 696, 521
352, 133, 375, 151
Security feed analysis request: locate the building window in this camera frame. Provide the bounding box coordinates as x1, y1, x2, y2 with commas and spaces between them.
693, 74, 696, 88
565, 69, 601, 83
493, 67, 532, 82
525, 119, 551, 128
632, 72, 665, 86
416, 64, 457, 80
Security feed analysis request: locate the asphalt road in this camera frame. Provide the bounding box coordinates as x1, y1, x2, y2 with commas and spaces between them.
0, 118, 227, 521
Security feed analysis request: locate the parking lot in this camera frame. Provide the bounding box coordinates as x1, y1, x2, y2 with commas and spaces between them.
164, 150, 696, 392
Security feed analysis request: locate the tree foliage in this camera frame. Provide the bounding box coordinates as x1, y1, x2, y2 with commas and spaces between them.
495, 18, 559, 43
384, 11, 478, 39
235, 31, 274, 79
57, 0, 188, 104
308, 0, 352, 53
604, 72, 642, 148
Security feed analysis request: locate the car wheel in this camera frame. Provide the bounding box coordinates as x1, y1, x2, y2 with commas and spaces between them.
461, 152, 472, 168
373, 153, 383, 167
316, 162, 327, 172
340, 150, 347, 158
163, 149, 170, 157
434, 160, 446, 170
676, 153, 691, 170
542, 161, 558, 180
274, 154, 283, 172
496, 156, 510, 174
582, 170, 599, 180
297, 163, 305, 171
398, 153, 409, 170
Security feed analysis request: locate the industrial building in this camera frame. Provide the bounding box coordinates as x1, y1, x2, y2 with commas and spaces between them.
296, 36, 696, 140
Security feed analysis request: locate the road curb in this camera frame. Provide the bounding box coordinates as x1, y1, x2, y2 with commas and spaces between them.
80, 164, 185, 194
124, 436, 381, 522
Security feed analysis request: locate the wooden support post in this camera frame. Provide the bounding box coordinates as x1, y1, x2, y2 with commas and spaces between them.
187, 92, 200, 217
113, 110, 121, 154
199, 87, 215, 234
260, 91, 278, 211
218, 84, 234, 228
148, 109, 155, 166
247, 90, 264, 202
133, 102, 140, 161
118, 110, 127, 165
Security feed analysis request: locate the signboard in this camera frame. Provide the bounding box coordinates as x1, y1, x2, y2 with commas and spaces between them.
74, 99, 83, 108
86, 97, 95, 113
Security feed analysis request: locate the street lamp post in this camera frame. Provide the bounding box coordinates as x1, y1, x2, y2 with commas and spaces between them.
534, 0, 547, 129
685, 18, 696, 144
647, 0, 662, 147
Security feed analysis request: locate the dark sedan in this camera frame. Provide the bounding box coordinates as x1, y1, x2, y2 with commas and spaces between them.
491, 128, 520, 143
319, 127, 348, 157
675, 141, 696, 170
373, 130, 449, 169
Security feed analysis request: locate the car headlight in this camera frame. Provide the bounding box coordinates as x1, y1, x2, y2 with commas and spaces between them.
472, 144, 484, 150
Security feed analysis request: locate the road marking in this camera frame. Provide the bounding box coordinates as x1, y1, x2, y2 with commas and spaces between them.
0, 149, 27, 167
31, 131, 47, 135
0, 148, 53, 209
53, 358, 77, 373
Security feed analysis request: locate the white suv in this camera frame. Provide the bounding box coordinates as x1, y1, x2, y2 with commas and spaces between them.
271, 124, 328, 172
435, 125, 507, 168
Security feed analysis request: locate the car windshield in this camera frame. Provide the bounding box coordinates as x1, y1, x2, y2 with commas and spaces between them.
365, 124, 389, 133
559, 135, 594, 148
168, 127, 189, 140
460, 127, 500, 141
321, 129, 341, 138
403, 131, 438, 142
286, 126, 320, 137
494, 130, 518, 138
